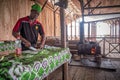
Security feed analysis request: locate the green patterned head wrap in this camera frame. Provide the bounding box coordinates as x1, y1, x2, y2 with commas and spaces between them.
31, 3, 42, 13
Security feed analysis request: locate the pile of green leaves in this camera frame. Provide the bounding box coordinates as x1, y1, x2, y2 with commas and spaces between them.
0, 47, 66, 80
0, 61, 13, 80
20, 48, 64, 65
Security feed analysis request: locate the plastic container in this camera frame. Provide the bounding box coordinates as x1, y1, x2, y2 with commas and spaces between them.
15, 36, 22, 56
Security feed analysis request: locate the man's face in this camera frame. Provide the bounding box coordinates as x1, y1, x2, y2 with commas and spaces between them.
30, 10, 39, 20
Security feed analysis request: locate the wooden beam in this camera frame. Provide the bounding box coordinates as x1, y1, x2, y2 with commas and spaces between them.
71, 0, 81, 11
65, 9, 74, 18
54, 7, 59, 12
85, 5, 120, 10
84, 12, 120, 16
84, 17, 120, 23
41, 0, 48, 11
84, 0, 92, 8
89, 1, 102, 14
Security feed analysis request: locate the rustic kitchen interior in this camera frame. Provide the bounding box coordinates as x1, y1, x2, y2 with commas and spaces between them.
0, 0, 120, 80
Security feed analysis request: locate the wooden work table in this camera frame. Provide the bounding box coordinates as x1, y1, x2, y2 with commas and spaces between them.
0, 46, 71, 80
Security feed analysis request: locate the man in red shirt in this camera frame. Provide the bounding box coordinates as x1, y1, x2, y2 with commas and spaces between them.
12, 3, 46, 51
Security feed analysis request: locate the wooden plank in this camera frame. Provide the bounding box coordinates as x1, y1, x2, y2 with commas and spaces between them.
54, 67, 62, 80
105, 59, 120, 80
69, 58, 116, 71
77, 67, 86, 80
47, 59, 120, 80
71, 67, 79, 80
104, 70, 115, 80
68, 66, 73, 80
110, 59, 120, 69
94, 69, 105, 80
68, 66, 78, 80
111, 60, 120, 80
48, 65, 62, 80
84, 68, 95, 80
72, 67, 81, 80
71, 67, 86, 80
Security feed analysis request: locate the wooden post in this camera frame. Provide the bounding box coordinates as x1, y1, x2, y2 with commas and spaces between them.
113, 21, 115, 42
60, 7, 67, 48
88, 22, 90, 41
118, 18, 120, 51
103, 37, 106, 57
54, 11, 56, 37
91, 22, 96, 41
66, 25, 68, 41
71, 20, 72, 40
79, 0, 85, 43
119, 18, 120, 43
111, 21, 114, 42
63, 62, 69, 80
75, 16, 77, 40
115, 20, 117, 43
80, 22, 84, 43
60, 7, 68, 80
110, 23, 112, 37
87, 0, 91, 42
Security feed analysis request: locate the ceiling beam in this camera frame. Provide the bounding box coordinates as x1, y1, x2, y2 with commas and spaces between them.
84, 12, 120, 16
84, 5, 120, 10
84, 17, 120, 23
71, 0, 81, 11
41, 0, 48, 11
84, 0, 92, 8
89, 1, 101, 14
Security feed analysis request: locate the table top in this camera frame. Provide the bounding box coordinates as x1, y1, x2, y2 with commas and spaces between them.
0, 45, 71, 80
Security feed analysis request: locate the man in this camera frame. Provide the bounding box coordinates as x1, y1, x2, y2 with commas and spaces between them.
12, 3, 46, 51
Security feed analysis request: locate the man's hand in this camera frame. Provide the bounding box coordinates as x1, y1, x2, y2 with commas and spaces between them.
39, 44, 44, 49
12, 32, 31, 48
36, 43, 44, 49
39, 34, 46, 49
24, 41, 31, 47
